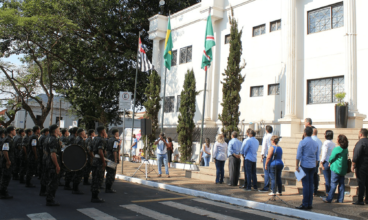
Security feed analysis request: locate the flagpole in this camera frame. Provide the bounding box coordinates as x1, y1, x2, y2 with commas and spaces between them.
199, 69, 208, 151
130, 31, 141, 162
161, 67, 167, 134
199, 7, 211, 159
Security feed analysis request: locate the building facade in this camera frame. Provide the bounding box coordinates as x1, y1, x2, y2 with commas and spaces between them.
14, 94, 79, 129
148, 0, 367, 137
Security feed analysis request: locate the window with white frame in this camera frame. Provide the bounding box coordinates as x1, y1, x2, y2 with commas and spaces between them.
164, 96, 175, 113
180, 46, 192, 64
253, 24, 266, 37
308, 3, 344, 34
270, 20, 281, 32
307, 76, 344, 104
250, 86, 264, 97
268, 84, 280, 95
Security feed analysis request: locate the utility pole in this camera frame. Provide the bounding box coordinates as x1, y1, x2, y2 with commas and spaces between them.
59, 99, 62, 126
49, 99, 53, 126
24, 98, 28, 129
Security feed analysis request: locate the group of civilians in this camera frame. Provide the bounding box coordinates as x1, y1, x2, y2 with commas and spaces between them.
204, 117, 368, 210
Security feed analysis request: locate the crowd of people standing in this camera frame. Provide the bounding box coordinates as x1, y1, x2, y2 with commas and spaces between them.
0, 124, 121, 206
205, 118, 368, 209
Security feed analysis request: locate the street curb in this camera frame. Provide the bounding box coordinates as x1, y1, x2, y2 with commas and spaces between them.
116, 174, 348, 220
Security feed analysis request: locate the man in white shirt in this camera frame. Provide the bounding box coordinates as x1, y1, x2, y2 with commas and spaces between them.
259, 125, 273, 192
311, 128, 322, 195
154, 133, 170, 178
320, 130, 335, 195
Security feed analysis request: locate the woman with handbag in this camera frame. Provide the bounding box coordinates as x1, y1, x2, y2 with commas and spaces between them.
265, 135, 284, 196
202, 138, 211, 167
213, 134, 228, 184
321, 134, 349, 203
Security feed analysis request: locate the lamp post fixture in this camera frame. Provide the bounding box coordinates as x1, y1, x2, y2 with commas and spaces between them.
159, 0, 165, 15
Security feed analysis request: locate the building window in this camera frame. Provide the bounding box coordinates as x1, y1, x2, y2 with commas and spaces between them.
180, 46, 192, 64
308, 76, 344, 104
171, 50, 177, 67
225, 34, 231, 44
268, 84, 280, 95
308, 3, 344, 34
253, 24, 266, 37
270, 20, 281, 32
176, 95, 181, 112
164, 96, 175, 113
250, 86, 264, 97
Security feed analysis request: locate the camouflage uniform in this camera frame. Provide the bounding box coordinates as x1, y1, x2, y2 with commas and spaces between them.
0, 135, 15, 198
91, 135, 106, 198
83, 137, 93, 184
19, 135, 30, 183
58, 135, 68, 184
37, 134, 47, 178
12, 134, 21, 180
72, 136, 85, 193
25, 134, 39, 186
39, 134, 50, 195
105, 137, 119, 190
45, 135, 62, 204
64, 134, 76, 188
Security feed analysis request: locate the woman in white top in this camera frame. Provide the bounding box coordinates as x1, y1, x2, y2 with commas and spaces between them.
202, 138, 211, 166
320, 130, 336, 195
213, 134, 228, 184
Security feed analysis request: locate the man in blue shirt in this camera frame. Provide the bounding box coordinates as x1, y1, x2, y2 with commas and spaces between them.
227, 131, 242, 186
154, 133, 170, 178
311, 128, 322, 195
296, 127, 319, 210
239, 129, 251, 189
242, 129, 259, 191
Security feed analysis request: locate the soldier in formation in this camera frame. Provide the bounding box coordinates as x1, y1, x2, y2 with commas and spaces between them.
91, 126, 107, 203
105, 129, 121, 193
25, 126, 40, 188
0, 126, 16, 199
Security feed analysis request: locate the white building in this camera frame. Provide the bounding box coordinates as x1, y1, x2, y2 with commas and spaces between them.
148, 0, 366, 137
14, 94, 79, 129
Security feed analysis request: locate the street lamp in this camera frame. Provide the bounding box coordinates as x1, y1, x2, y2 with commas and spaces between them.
159, 0, 165, 15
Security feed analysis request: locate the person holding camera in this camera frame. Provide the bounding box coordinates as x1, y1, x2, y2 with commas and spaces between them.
154, 133, 170, 178
265, 136, 284, 196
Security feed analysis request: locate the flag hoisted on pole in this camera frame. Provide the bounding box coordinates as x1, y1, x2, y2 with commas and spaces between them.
161, 13, 173, 133
199, 8, 215, 151
201, 9, 216, 71
138, 37, 154, 72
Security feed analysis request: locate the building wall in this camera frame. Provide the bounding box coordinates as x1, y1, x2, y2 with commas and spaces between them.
152, 0, 367, 133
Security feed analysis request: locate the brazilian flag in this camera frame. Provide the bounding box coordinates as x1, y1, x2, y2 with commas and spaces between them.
164, 16, 173, 70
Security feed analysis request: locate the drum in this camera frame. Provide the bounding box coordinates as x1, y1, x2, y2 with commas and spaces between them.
62, 144, 87, 171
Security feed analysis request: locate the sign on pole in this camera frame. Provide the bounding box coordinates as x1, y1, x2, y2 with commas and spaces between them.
73, 121, 77, 127
60, 120, 65, 128
119, 92, 132, 110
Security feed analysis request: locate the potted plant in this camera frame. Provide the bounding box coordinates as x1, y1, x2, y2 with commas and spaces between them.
335, 92, 348, 128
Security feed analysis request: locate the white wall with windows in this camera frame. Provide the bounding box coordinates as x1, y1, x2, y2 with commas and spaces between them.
149, 0, 368, 134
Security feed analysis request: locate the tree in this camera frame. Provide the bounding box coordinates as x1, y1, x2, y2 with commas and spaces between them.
177, 69, 199, 162
218, 8, 245, 137
0, 0, 200, 128
0, 63, 54, 128
0, 96, 22, 128
142, 70, 161, 156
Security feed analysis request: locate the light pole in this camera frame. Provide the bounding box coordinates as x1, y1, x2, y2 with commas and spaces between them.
159, 0, 165, 15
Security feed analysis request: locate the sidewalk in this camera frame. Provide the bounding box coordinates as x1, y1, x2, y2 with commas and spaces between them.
117, 161, 368, 220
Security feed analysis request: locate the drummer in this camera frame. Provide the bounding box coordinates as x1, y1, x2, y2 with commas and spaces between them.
105, 129, 121, 193
70, 128, 86, 195
64, 127, 77, 191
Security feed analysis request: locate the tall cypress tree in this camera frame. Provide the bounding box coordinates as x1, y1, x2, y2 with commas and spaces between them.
143, 70, 161, 156
177, 69, 199, 162
218, 8, 245, 137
